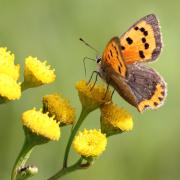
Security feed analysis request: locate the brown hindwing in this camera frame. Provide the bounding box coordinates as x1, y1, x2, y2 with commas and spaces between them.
126, 63, 167, 112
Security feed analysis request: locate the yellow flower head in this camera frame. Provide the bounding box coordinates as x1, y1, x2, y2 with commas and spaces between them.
0, 47, 15, 64
22, 108, 60, 141
0, 47, 20, 81
100, 103, 133, 136
24, 56, 56, 87
73, 129, 107, 157
0, 74, 21, 100
76, 80, 111, 112
0, 61, 20, 81
42, 93, 76, 126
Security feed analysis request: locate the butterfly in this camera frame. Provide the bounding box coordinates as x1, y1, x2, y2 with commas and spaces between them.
94, 14, 167, 112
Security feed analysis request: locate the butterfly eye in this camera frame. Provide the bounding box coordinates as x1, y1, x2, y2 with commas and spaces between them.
96, 57, 101, 64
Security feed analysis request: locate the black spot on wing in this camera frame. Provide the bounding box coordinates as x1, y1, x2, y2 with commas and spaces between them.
144, 14, 162, 60
144, 43, 149, 49
144, 105, 149, 108
118, 66, 121, 73
153, 102, 158, 106
140, 27, 145, 32
142, 37, 146, 43
161, 91, 165, 96
126, 37, 133, 45
134, 26, 139, 30
144, 31, 148, 36
119, 61, 123, 67
121, 46, 125, 50
139, 27, 148, 38
139, 50, 145, 58
113, 45, 119, 55
110, 50, 113, 57
107, 54, 110, 60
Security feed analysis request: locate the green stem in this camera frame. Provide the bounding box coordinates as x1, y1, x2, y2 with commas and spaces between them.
11, 127, 48, 180
21, 81, 32, 92
11, 138, 34, 180
63, 107, 90, 168
48, 106, 93, 179
48, 157, 84, 180
0, 97, 9, 104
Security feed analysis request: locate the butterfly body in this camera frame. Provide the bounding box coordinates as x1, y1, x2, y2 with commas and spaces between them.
97, 14, 167, 112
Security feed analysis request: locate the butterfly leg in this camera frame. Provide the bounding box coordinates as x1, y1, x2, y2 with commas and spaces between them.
103, 82, 115, 101
87, 70, 99, 84
83, 57, 96, 76
102, 82, 110, 100
111, 88, 115, 99
90, 71, 100, 90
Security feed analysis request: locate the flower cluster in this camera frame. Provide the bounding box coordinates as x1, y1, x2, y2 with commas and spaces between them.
72, 80, 133, 159
0, 47, 56, 104
7, 54, 134, 179
0, 47, 59, 179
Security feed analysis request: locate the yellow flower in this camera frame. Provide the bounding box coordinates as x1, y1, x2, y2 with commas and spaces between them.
0, 47, 15, 64
24, 56, 56, 87
0, 74, 21, 100
100, 103, 133, 136
0, 61, 20, 81
22, 108, 60, 141
42, 93, 75, 126
76, 80, 111, 112
0, 47, 20, 81
73, 129, 107, 157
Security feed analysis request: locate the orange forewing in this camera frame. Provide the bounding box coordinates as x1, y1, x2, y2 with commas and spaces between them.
102, 37, 127, 77
120, 14, 162, 64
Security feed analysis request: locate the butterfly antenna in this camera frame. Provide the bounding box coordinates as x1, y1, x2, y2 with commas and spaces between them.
79, 38, 99, 54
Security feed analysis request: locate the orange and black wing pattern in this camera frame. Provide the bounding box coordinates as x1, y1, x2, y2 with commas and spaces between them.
126, 63, 167, 112
99, 14, 166, 112
102, 37, 127, 78
120, 14, 162, 64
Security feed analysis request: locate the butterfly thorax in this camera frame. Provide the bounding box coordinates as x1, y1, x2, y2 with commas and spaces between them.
95, 55, 106, 80
97, 57, 112, 82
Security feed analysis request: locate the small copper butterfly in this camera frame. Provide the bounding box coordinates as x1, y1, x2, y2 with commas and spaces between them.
82, 14, 167, 112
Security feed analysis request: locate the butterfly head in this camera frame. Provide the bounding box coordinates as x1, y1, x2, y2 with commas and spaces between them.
96, 56, 101, 64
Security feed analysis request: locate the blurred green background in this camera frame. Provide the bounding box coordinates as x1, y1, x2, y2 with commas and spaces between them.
0, 0, 179, 179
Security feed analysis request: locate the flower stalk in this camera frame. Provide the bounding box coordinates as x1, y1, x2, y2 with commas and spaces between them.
48, 106, 95, 180
63, 107, 90, 168
11, 139, 33, 180
48, 80, 112, 179
21, 81, 32, 92
48, 157, 84, 180
11, 127, 48, 180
